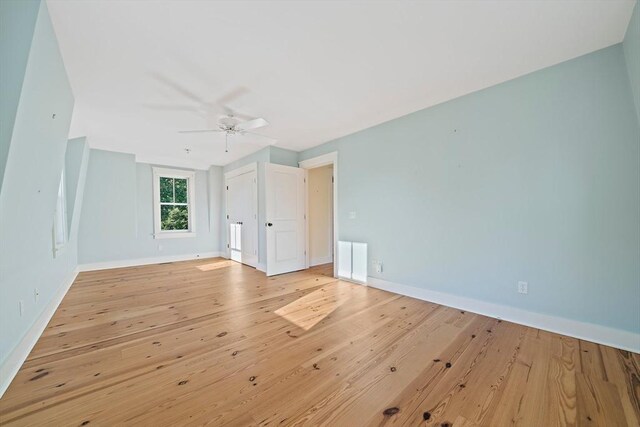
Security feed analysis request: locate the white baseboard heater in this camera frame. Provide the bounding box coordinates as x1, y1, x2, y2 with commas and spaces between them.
337, 241, 367, 283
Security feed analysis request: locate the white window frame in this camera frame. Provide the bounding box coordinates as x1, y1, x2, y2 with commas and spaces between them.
53, 169, 68, 256
152, 167, 197, 239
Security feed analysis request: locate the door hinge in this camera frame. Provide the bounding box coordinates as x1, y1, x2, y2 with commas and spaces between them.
304, 214, 306, 220
332, 176, 334, 183
227, 244, 229, 248
304, 178, 306, 183
226, 185, 229, 190
226, 214, 229, 219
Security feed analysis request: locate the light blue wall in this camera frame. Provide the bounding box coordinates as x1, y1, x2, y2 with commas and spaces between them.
270, 146, 299, 167
624, 1, 640, 123
300, 44, 640, 334
0, 0, 41, 187
65, 137, 89, 234
0, 1, 86, 366
78, 149, 222, 264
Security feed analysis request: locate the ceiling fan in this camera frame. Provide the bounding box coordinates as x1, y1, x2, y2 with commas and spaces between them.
179, 115, 275, 153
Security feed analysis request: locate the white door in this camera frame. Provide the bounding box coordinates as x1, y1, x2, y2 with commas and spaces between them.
226, 169, 258, 267
265, 163, 306, 276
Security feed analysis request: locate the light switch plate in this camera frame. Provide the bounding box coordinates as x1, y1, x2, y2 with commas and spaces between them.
518, 281, 528, 294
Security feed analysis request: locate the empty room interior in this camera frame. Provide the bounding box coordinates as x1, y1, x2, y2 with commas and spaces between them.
1, 0, 640, 425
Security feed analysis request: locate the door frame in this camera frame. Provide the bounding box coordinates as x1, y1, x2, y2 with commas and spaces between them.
224, 162, 258, 268
298, 151, 338, 278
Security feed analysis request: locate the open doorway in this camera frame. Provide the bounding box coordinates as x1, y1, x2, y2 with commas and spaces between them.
307, 165, 333, 267
299, 152, 338, 278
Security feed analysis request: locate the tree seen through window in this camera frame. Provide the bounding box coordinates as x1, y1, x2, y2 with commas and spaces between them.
160, 177, 189, 230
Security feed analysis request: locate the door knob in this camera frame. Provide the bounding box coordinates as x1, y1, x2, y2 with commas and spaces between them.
266, 222, 273, 227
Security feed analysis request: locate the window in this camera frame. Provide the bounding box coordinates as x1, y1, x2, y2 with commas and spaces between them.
153, 167, 196, 238
53, 170, 67, 253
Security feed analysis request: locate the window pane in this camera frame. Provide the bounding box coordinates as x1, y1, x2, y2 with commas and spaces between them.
174, 178, 188, 203
160, 205, 189, 230
160, 177, 174, 203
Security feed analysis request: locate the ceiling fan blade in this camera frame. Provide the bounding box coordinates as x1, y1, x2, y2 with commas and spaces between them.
242, 130, 277, 144
216, 87, 254, 120
216, 87, 249, 107
143, 103, 204, 115
236, 118, 269, 131
178, 129, 223, 134
150, 72, 205, 104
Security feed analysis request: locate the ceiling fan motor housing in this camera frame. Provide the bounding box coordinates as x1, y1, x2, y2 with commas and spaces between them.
219, 115, 240, 129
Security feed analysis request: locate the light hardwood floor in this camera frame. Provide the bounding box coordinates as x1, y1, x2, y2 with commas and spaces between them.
0, 258, 638, 426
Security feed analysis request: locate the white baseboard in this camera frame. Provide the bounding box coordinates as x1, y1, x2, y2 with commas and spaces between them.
310, 255, 333, 267
0, 268, 79, 398
256, 262, 266, 273
78, 252, 223, 272
367, 277, 640, 353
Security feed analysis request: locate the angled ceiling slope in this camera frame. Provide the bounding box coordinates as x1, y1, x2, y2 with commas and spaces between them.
47, 0, 636, 169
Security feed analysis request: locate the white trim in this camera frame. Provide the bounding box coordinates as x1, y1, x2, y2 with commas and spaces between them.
0, 268, 79, 398
224, 162, 259, 268
154, 231, 197, 239
136, 154, 212, 171
224, 162, 258, 179
257, 262, 266, 273
310, 255, 333, 267
299, 151, 338, 278
152, 167, 197, 239
367, 277, 640, 353
298, 152, 338, 169
78, 252, 223, 272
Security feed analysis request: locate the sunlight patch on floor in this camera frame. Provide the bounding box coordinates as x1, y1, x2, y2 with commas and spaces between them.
196, 260, 237, 271
274, 286, 347, 330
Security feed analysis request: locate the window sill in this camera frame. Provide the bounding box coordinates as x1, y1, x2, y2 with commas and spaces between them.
154, 232, 197, 239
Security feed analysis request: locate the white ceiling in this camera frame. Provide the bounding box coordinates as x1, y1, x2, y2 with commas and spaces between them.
47, 0, 636, 169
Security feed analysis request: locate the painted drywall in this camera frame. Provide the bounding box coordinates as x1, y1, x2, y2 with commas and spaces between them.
0, 0, 41, 187
308, 165, 333, 265
300, 44, 640, 334
0, 0, 83, 366
65, 137, 89, 236
623, 1, 640, 123
221, 146, 299, 267
270, 146, 299, 167
78, 150, 222, 265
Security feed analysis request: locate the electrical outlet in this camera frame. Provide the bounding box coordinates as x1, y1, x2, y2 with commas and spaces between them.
19, 300, 24, 316
34, 288, 39, 303
158, 244, 163, 251
371, 260, 383, 273
518, 281, 528, 294
349, 211, 357, 219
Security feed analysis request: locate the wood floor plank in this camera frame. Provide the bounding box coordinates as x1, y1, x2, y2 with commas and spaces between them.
0, 258, 637, 426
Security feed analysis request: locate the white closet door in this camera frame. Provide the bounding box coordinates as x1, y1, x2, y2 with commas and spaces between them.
265, 163, 306, 276
227, 169, 257, 267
